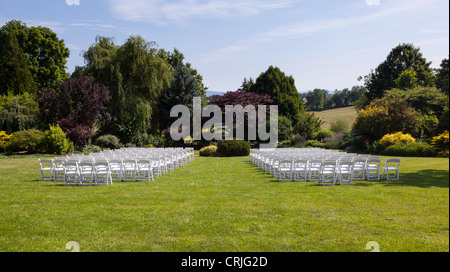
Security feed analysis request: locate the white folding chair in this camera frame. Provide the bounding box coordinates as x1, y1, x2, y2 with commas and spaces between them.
122, 159, 137, 182
78, 161, 94, 186
308, 159, 322, 182
319, 160, 337, 186
277, 159, 293, 181
292, 159, 308, 182
52, 157, 67, 181
63, 160, 78, 186
366, 157, 381, 181
39, 159, 54, 181
136, 159, 153, 182
94, 161, 112, 186
353, 156, 367, 181
382, 159, 401, 180
337, 161, 354, 185
109, 158, 123, 182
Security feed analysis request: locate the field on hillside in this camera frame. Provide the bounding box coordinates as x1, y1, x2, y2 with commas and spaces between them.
311, 106, 358, 130
0, 154, 448, 252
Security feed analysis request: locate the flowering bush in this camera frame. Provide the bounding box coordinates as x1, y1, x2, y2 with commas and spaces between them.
379, 132, 416, 149
430, 131, 449, 157
199, 145, 218, 157
0, 131, 12, 152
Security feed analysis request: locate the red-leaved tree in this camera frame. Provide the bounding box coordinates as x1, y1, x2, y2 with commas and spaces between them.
39, 71, 111, 146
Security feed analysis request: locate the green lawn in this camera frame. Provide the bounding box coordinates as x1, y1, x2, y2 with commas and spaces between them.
0, 154, 448, 252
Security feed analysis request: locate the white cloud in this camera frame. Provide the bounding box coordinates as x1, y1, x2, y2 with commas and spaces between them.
107, 0, 292, 25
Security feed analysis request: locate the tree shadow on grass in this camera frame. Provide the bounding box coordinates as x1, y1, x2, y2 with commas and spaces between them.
354, 169, 449, 188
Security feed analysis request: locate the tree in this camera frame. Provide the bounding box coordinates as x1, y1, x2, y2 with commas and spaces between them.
249, 66, 303, 124
305, 89, 327, 111
209, 90, 274, 142
238, 77, 254, 91
395, 69, 419, 90
0, 92, 39, 133
436, 57, 449, 95
84, 35, 172, 143
362, 43, 435, 101
39, 71, 111, 146
0, 31, 36, 95
0, 20, 69, 90
159, 62, 204, 131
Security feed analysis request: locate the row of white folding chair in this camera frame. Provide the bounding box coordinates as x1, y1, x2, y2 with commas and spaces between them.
270, 158, 355, 185
61, 159, 112, 186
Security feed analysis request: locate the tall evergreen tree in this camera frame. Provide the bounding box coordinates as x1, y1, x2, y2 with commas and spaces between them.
0, 32, 36, 95
249, 66, 303, 124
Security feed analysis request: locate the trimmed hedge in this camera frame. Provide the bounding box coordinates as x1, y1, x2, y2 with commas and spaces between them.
384, 142, 437, 157
217, 140, 251, 157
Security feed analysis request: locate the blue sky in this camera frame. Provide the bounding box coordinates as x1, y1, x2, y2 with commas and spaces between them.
1, 0, 448, 93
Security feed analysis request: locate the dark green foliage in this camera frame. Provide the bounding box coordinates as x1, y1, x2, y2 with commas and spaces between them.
294, 112, 323, 139
384, 142, 437, 157
0, 20, 69, 91
277, 115, 293, 142
217, 140, 251, 157
0, 31, 36, 95
315, 129, 334, 141
96, 134, 121, 150
362, 43, 435, 101
249, 66, 303, 124
436, 57, 449, 95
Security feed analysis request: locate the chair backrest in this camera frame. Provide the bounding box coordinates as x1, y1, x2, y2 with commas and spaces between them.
39, 159, 53, 167
385, 158, 401, 167
78, 161, 93, 167
367, 157, 381, 163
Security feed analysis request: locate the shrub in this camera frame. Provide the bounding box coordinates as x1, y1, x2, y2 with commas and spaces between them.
291, 135, 308, 147
305, 140, 326, 148
0, 131, 12, 152
217, 140, 251, 157
96, 134, 121, 149
83, 145, 102, 155
41, 124, 74, 155
199, 145, 218, 157
379, 132, 416, 149
330, 119, 350, 133
430, 131, 449, 157
315, 129, 334, 141
353, 98, 420, 140
322, 132, 344, 149
5, 129, 44, 153
384, 142, 437, 157
337, 130, 367, 151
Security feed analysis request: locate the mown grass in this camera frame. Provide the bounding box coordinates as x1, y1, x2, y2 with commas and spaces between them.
0, 154, 448, 252
311, 106, 358, 130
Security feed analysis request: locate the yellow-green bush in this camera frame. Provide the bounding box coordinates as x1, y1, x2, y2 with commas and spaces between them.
431, 131, 449, 157
380, 132, 416, 149
0, 131, 12, 151
199, 145, 218, 157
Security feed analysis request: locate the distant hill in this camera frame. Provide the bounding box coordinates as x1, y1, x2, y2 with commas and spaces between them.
310, 106, 358, 130
206, 90, 224, 97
